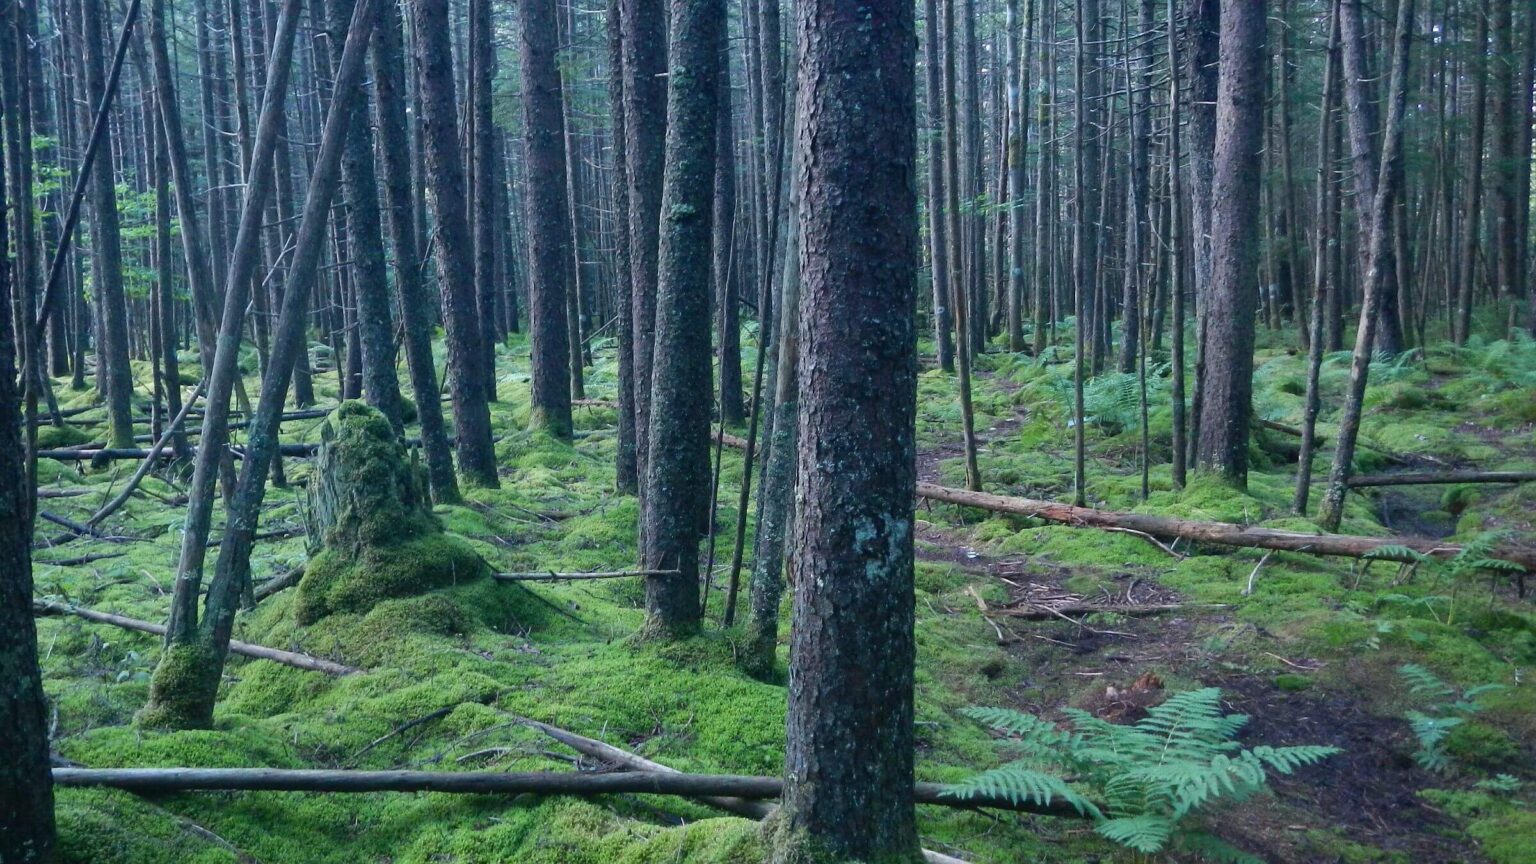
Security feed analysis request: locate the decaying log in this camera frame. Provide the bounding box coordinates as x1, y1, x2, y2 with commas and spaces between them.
1346, 470, 1536, 488
915, 482, 1536, 571
32, 600, 357, 675
253, 565, 306, 602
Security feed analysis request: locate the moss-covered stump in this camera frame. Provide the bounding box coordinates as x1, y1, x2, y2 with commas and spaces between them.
296, 402, 485, 624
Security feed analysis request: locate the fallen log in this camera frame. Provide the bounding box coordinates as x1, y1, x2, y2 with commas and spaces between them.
1346, 470, 1536, 488
32, 600, 357, 675
711, 428, 749, 450
33, 552, 127, 568
914, 482, 1536, 571
492, 569, 678, 583
40, 438, 439, 462
991, 603, 1200, 620
49, 766, 1083, 820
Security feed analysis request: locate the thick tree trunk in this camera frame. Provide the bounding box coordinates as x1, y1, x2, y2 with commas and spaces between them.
330, 0, 405, 437
1338, 0, 1405, 354
620, 0, 668, 502
371, 0, 459, 502
771, 0, 921, 859
0, 89, 57, 858
412, 0, 498, 485
1194, 0, 1264, 485
518, 0, 575, 439
640, 0, 721, 639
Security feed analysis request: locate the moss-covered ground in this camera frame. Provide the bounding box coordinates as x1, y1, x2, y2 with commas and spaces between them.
30, 326, 1536, 863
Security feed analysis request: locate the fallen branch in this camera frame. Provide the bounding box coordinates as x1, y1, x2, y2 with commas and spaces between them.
253, 565, 306, 602
1346, 470, 1536, 488
33, 552, 127, 568
572, 399, 618, 409
32, 600, 357, 675
492, 569, 679, 583
87, 381, 206, 528
915, 482, 1536, 571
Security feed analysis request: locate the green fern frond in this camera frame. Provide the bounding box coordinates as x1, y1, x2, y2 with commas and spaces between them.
945, 762, 1101, 818
1398, 664, 1456, 699
1363, 545, 1431, 562
1250, 745, 1343, 774
1096, 814, 1175, 853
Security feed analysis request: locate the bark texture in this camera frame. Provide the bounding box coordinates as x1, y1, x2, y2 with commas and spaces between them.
640, 0, 721, 638
1194, 0, 1264, 484
772, 0, 921, 859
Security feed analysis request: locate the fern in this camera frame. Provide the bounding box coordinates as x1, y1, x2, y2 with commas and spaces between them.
1397, 664, 1508, 773
950, 688, 1340, 855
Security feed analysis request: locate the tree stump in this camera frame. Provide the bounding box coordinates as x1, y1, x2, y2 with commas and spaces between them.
295, 402, 484, 623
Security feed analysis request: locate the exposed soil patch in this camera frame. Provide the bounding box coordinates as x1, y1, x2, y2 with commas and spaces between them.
1216, 674, 1484, 863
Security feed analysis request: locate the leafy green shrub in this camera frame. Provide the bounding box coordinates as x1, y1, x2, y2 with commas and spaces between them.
949, 688, 1340, 858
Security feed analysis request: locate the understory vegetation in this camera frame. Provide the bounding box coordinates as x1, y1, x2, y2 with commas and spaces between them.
30, 325, 1536, 863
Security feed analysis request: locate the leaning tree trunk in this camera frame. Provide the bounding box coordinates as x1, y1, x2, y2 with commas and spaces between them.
1318, 0, 1415, 532
769, 0, 921, 859
141, 0, 377, 730
640, 0, 721, 640
1193, 0, 1264, 486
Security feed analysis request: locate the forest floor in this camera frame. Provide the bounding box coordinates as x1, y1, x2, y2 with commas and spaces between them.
28, 325, 1536, 863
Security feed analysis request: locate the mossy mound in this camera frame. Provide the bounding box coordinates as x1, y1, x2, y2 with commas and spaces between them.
36, 423, 94, 448
294, 401, 487, 624
295, 516, 486, 624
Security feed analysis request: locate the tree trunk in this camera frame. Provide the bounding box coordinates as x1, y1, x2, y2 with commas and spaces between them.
518, 0, 575, 439
370, 0, 459, 502
1194, 0, 1264, 485
639, 0, 721, 639
412, 0, 498, 485
1318, 0, 1415, 531
620, 0, 668, 501
141, 0, 378, 730
923, 0, 954, 372
606, 0, 639, 493
79, 0, 136, 448
0, 69, 57, 858
714, 32, 744, 426
770, 0, 921, 859
330, 0, 405, 437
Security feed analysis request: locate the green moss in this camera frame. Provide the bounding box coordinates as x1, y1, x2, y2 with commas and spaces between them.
1443, 721, 1521, 770
294, 531, 487, 624
56, 788, 237, 864
1274, 673, 1313, 691
1467, 810, 1536, 864
36, 423, 94, 448
136, 641, 222, 731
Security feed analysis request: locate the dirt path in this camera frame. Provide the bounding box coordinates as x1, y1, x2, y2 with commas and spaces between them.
916, 363, 1487, 863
